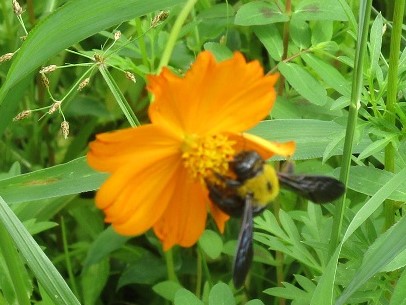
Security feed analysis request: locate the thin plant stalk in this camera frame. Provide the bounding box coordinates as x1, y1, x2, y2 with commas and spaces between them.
329, 0, 373, 256
384, 0, 405, 230
158, 0, 198, 71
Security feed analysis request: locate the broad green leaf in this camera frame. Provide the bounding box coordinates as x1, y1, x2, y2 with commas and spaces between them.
198, 230, 223, 259
153, 281, 183, 302
254, 25, 283, 61
278, 62, 327, 106
175, 288, 204, 305
203, 42, 233, 61
246, 300, 265, 305
234, 1, 289, 26
292, 0, 347, 21
290, 18, 311, 49
208, 282, 235, 305
249, 119, 372, 161
0, 157, 107, 204
0, 0, 186, 129
301, 54, 351, 97
0, 196, 80, 305
311, 20, 333, 44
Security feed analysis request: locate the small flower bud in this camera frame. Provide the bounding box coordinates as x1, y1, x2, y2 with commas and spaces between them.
39, 65, 57, 74
151, 11, 169, 27
94, 53, 104, 64
0, 52, 14, 63
125, 71, 136, 83
219, 35, 226, 45
41, 74, 49, 87
61, 121, 69, 139
13, 110, 31, 121
78, 77, 90, 91
12, 0, 23, 16
48, 101, 62, 114
114, 31, 121, 41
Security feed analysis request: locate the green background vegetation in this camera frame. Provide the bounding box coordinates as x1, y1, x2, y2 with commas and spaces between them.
0, 0, 405, 304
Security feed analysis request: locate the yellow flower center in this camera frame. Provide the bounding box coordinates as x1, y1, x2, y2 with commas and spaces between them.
181, 134, 235, 182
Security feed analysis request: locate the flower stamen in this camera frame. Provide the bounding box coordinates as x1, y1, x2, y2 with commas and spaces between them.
182, 134, 235, 183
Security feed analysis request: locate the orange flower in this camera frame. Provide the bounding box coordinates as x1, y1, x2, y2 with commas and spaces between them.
87, 51, 295, 250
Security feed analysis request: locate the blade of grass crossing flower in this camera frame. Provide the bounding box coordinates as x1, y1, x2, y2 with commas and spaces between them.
311, 167, 406, 305
0, 196, 81, 305
98, 65, 140, 127
329, 0, 372, 256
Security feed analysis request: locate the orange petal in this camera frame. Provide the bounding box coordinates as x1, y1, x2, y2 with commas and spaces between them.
153, 167, 207, 250
208, 200, 230, 234
87, 124, 181, 173
147, 51, 279, 135
228, 132, 296, 160
96, 153, 182, 236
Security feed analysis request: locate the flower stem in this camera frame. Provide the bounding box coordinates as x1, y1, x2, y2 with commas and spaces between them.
329, 0, 372, 256
384, 0, 405, 230
0, 222, 30, 305
165, 249, 179, 283
158, 0, 198, 71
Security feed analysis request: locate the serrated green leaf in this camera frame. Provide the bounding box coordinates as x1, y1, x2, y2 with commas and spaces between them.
234, 1, 289, 26
278, 62, 327, 106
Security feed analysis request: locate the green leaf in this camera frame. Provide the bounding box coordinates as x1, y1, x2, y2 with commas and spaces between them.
0, 196, 80, 305
254, 25, 283, 61
174, 288, 204, 305
246, 300, 265, 305
208, 282, 235, 305
0, 157, 107, 204
234, 1, 289, 26
369, 13, 383, 75
337, 214, 406, 305
83, 226, 130, 268
198, 229, 223, 259
81, 259, 109, 305
292, 0, 347, 21
203, 42, 234, 61
249, 119, 371, 161
278, 62, 327, 106
389, 268, 406, 305
153, 281, 183, 302
0, 0, 186, 128
290, 18, 311, 49
344, 166, 406, 201
301, 54, 351, 97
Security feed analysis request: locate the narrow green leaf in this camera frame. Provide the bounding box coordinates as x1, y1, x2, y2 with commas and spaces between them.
234, 1, 289, 26
0, 157, 107, 204
81, 259, 109, 305
278, 62, 327, 106
0, 196, 80, 305
369, 13, 383, 74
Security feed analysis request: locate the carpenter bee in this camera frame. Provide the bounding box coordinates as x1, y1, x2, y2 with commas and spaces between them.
206, 150, 345, 288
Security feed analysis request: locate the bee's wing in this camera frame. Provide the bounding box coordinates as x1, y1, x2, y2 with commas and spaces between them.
232, 194, 254, 288
277, 173, 345, 204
